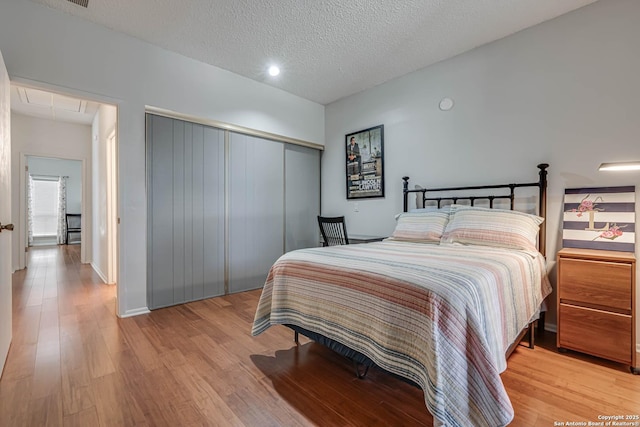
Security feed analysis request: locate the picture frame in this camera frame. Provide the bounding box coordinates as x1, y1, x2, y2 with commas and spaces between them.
345, 125, 384, 199
562, 185, 635, 252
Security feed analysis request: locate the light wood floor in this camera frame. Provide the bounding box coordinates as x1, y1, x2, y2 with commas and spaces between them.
1, 245, 639, 426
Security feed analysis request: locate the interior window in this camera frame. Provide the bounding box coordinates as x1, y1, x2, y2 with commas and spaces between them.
31, 179, 59, 237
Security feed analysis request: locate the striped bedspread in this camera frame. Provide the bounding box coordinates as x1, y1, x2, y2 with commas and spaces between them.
252, 240, 552, 427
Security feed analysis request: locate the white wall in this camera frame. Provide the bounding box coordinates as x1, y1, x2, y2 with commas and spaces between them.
28, 156, 82, 214
323, 0, 640, 348
92, 105, 117, 283
0, 1, 324, 316
10, 113, 92, 270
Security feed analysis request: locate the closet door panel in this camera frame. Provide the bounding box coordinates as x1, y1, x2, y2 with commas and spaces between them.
183, 122, 194, 302
147, 115, 224, 309
190, 123, 205, 301
148, 115, 175, 309
285, 144, 320, 252
172, 119, 185, 304
202, 126, 225, 298
229, 133, 284, 293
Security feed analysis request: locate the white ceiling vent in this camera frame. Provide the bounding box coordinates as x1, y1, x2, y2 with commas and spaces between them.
66, 0, 88, 8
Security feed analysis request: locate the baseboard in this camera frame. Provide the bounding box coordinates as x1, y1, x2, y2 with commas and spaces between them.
119, 307, 151, 318
90, 262, 108, 284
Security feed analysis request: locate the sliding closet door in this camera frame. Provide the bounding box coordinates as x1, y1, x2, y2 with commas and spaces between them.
147, 114, 225, 309
285, 144, 320, 252
229, 133, 284, 293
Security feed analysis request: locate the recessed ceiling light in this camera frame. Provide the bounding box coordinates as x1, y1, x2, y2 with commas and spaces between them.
268, 65, 280, 77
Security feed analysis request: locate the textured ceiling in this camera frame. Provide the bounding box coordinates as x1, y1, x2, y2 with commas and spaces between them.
28, 0, 598, 105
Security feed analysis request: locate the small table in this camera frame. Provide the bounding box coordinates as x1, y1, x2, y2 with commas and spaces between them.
349, 234, 386, 244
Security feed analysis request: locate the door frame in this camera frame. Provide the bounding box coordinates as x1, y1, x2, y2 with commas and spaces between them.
10, 77, 121, 313
106, 129, 118, 285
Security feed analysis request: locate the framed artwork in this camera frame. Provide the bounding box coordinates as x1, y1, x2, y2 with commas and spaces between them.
345, 124, 384, 199
562, 186, 635, 252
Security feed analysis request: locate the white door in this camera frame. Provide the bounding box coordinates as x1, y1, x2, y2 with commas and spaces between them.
0, 50, 13, 375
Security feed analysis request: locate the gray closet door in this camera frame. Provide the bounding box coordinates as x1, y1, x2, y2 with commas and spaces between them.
285, 144, 320, 252
229, 133, 284, 293
147, 114, 225, 309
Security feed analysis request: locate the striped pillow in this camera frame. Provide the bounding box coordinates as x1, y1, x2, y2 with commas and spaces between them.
441, 205, 543, 253
387, 211, 450, 243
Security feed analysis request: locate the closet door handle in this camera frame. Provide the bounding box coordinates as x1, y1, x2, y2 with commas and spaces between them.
0, 222, 14, 232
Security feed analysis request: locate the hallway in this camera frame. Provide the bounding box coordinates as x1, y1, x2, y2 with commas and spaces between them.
0, 245, 116, 425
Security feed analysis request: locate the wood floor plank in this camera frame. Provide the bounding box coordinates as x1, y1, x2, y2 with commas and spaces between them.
38, 297, 60, 346
3, 245, 640, 427
117, 315, 164, 373
31, 340, 61, 400
99, 324, 130, 356
11, 305, 41, 346
26, 277, 45, 307
83, 329, 116, 379
91, 372, 148, 427
124, 365, 191, 426
158, 353, 236, 425
108, 349, 146, 383
62, 407, 100, 427
27, 391, 64, 427
61, 366, 95, 416
0, 342, 37, 382
0, 377, 32, 427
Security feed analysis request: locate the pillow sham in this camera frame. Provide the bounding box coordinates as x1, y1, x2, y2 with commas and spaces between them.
387, 211, 450, 243
441, 205, 543, 252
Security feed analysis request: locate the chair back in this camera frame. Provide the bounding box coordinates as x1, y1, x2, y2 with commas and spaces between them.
317, 216, 349, 246
65, 214, 82, 244
66, 214, 81, 230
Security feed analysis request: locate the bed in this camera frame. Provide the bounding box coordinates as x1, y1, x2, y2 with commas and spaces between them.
252, 164, 552, 427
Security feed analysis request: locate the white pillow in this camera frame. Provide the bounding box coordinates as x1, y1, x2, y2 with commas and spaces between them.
387, 211, 450, 243
441, 205, 543, 253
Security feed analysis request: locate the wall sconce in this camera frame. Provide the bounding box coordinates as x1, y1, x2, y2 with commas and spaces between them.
598, 161, 640, 171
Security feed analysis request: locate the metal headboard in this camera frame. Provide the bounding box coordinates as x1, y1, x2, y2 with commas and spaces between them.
402, 163, 549, 256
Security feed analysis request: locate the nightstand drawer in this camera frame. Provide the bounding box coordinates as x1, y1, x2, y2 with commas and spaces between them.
558, 303, 632, 364
558, 257, 631, 311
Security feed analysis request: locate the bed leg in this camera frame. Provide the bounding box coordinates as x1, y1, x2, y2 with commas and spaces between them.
353, 361, 370, 379
294, 331, 299, 344
528, 322, 535, 349
537, 311, 546, 336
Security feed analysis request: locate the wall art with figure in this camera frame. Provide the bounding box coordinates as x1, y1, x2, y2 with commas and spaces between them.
345, 125, 384, 199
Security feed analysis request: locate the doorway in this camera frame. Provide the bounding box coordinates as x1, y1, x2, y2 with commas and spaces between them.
11, 83, 119, 304
27, 156, 83, 248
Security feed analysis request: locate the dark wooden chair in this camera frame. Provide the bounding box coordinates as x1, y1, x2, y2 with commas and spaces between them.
317, 216, 349, 246
65, 213, 81, 244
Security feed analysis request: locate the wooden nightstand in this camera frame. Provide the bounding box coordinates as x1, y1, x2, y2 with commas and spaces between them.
557, 248, 638, 374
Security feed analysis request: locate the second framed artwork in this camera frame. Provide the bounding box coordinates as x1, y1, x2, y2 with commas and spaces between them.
345, 124, 384, 199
